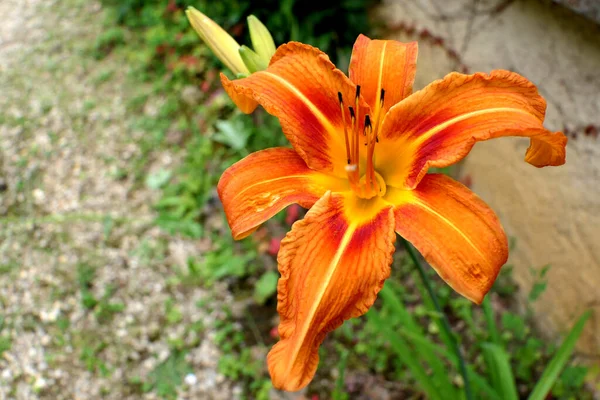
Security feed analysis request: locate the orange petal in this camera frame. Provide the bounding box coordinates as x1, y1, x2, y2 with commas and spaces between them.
221, 42, 369, 178
349, 34, 418, 114
217, 148, 348, 240
268, 192, 395, 391
386, 174, 508, 304
377, 70, 568, 189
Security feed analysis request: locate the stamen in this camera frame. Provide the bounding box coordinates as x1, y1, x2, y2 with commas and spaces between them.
364, 115, 373, 191
347, 105, 359, 188
364, 114, 371, 146
353, 86, 361, 167
374, 88, 386, 143
338, 92, 351, 164
349, 106, 356, 158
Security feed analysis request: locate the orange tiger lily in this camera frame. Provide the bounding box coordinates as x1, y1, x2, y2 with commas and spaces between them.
217, 34, 567, 391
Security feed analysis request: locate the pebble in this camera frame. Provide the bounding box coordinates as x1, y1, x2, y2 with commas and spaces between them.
184, 373, 198, 386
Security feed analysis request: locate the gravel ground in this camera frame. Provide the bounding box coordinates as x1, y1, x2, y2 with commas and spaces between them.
0, 0, 239, 398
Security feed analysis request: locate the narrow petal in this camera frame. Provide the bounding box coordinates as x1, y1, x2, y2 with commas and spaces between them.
377, 70, 568, 189
221, 42, 369, 178
349, 34, 418, 113
268, 192, 395, 391
386, 174, 508, 304
217, 148, 348, 240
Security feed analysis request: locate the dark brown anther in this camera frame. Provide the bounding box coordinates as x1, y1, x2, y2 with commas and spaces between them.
355, 85, 361, 99
338, 91, 343, 104
380, 89, 385, 105
364, 115, 372, 145
349, 106, 355, 119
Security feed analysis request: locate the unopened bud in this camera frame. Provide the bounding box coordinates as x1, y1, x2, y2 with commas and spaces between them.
239, 45, 268, 73
247, 15, 276, 65
186, 7, 249, 76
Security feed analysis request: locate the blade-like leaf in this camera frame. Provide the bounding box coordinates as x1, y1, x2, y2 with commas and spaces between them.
368, 310, 445, 400
397, 327, 502, 400
482, 296, 502, 346
482, 343, 519, 400
379, 284, 458, 397
528, 310, 591, 400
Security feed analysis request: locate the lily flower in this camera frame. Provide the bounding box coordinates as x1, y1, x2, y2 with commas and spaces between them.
217, 34, 567, 391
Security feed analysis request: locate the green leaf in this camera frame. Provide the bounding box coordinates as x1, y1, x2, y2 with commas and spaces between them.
502, 312, 527, 341
395, 327, 502, 400
253, 271, 279, 305
332, 348, 349, 400
213, 118, 251, 151
147, 351, 192, 398
367, 309, 445, 400
482, 296, 502, 346
379, 284, 457, 397
145, 169, 172, 190
482, 343, 518, 400
528, 310, 591, 400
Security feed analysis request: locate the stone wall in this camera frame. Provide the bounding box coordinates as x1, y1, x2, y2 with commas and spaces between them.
380, 0, 600, 362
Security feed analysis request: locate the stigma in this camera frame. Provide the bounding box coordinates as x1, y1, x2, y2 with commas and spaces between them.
337, 86, 386, 199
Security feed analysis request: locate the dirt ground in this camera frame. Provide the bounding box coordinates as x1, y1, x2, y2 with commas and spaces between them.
0, 1, 241, 398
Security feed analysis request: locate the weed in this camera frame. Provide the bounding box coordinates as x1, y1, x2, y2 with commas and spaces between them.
76, 263, 124, 322
144, 351, 192, 399
0, 336, 12, 357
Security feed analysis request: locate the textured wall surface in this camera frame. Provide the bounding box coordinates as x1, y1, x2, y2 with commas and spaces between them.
380, 0, 600, 361
552, 0, 600, 24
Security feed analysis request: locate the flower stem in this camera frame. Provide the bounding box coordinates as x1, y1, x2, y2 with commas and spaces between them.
402, 238, 473, 400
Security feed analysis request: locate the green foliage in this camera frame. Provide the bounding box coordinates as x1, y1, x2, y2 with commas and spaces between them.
81, 341, 111, 377
528, 264, 551, 303
359, 262, 592, 400
144, 351, 192, 399
528, 310, 591, 400
93, 27, 126, 59
253, 270, 279, 305
76, 263, 125, 322
212, 308, 272, 399
481, 343, 519, 400
98, 0, 374, 73
0, 335, 11, 357
332, 347, 350, 400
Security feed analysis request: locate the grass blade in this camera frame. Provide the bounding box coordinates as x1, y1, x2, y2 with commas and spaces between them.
481, 343, 519, 400
379, 285, 457, 397
368, 309, 445, 400
482, 296, 502, 346
396, 327, 502, 400
332, 348, 349, 400
527, 310, 591, 400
